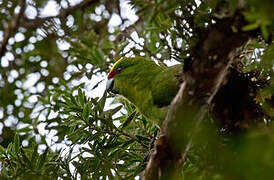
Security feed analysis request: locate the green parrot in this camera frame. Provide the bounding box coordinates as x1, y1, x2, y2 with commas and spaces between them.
106, 57, 182, 126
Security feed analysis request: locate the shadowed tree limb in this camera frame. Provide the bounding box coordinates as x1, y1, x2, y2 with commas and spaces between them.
142, 11, 259, 179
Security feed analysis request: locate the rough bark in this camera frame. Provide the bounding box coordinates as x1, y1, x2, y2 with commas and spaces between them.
143, 12, 258, 179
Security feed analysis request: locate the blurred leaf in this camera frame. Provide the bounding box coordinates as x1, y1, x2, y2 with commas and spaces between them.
38, 148, 48, 169
261, 24, 269, 40
98, 91, 107, 111
31, 144, 38, 169
121, 110, 137, 129
13, 133, 20, 154
242, 23, 260, 31
0, 145, 6, 155
0, 0, 273, 179
78, 88, 85, 107
83, 101, 91, 121
105, 105, 123, 116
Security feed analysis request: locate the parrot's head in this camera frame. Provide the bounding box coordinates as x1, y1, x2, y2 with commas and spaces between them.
106, 57, 136, 94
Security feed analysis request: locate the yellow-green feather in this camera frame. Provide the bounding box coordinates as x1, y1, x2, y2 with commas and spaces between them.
112, 57, 182, 125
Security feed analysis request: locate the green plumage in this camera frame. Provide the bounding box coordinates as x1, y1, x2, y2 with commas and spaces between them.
108, 57, 182, 125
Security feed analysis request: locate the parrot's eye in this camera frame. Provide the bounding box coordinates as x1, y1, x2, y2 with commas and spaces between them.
117, 68, 122, 72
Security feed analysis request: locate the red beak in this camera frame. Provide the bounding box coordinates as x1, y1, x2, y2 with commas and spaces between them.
107, 71, 116, 79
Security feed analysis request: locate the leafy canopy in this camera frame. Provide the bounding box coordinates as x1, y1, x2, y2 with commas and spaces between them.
0, 0, 273, 179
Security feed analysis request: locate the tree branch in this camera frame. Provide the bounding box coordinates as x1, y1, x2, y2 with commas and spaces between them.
142, 11, 257, 179
0, 0, 100, 59
115, 18, 143, 42
20, 0, 100, 29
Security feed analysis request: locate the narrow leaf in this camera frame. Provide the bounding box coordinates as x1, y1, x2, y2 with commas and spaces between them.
14, 133, 20, 154
105, 105, 123, 116
242, 23, 259, 31
31, 144, 38, 169
38, 148, 48, 169
21, 148, 32, 168
98, 91, 107, 112
78, 88, 85, 107
83, 102, 91, 121
0, 145, 6, 155
121, 110, 137, 129
261, 24, 269, 40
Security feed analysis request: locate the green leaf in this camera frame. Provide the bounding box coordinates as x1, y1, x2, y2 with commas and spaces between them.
121, 139, 135, 148
121, 110, 137, 129
92, 49, 105, 65
83, 101, 91, 121
21, 148, 32, 168
105, 105, 123, 116
38, 96, 48, 104
262, 44, 274, 67
67, 127, 86, 143
124, 100, 133, 113
260, 24, 269, 40
136, 135, 150, 142
16, 126, 32, 133
98, 91, 107, 112
7, 143, 16, 158
31, 144, 38, 169
88, 132, 102, 141
62, 95, 73, 106
78, 88, 85, 107
14, 133, 20, 154
243, 12, 260, 21
0, 145, 6, 155
70, 94, 78, 105
38, 148, 48, 169
242, 23, 259, 31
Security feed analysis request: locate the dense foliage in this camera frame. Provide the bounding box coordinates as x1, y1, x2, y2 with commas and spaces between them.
0, 0, 273, 179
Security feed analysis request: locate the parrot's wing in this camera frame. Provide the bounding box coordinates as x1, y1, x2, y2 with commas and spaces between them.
152, 65, 182, 107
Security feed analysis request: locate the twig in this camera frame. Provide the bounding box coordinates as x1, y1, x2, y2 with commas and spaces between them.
20, 0, 100, 29
115, 18, 143, 42
84, 119, 148, 148
0, 0, 100, 58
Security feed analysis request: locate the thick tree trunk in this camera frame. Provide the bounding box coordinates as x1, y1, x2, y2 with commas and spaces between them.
143, 12, 258, 179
